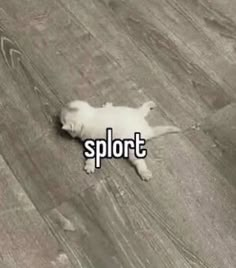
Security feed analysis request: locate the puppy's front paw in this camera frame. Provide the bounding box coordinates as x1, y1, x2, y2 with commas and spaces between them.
139, 169, 152, 181
84, 161, 95, 174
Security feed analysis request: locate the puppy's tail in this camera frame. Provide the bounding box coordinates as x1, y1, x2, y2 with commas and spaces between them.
148, 126, 181, 140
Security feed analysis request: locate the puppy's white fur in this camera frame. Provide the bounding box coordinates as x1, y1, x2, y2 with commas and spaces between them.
60, 100, 180, 181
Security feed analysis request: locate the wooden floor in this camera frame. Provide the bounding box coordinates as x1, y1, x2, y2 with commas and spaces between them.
0, 0, 235, 267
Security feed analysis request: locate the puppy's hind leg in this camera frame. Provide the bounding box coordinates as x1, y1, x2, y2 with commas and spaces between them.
147, 126, 181, 140
139, 101, 156, 117
129, 152, 152, 181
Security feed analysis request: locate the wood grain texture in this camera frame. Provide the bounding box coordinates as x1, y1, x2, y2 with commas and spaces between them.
0, 155, 74, 268
58, 0, 235, 122
0, 0, 235, 267
44, 165, 236, 268
199, 103, 236, 187
0, 24, 97, 212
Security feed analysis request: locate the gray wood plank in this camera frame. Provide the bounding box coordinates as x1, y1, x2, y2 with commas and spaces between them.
0, 25, 96, 212
146, 0, 236, 94
207, 0, 236, 23
186, 103, 236, 187
0, 0, 210, 129
44, 181, 192, 268
172, 0, 236, 52
203, 103, 236, 149
0, 0, 235, 268
44, 144, 236, 268
0, 0, 120, 103
57, 0, 235, 121
0, 155, 74, 268
112, 0, 236, 98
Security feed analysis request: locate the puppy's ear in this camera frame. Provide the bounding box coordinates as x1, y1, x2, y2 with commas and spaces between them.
62, 123, 73, 131
67, 101, 80, 111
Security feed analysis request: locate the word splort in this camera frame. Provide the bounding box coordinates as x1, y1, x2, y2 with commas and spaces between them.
83, 128, 147, 168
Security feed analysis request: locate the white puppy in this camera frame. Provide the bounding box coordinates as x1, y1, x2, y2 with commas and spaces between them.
60, 100, 180, 181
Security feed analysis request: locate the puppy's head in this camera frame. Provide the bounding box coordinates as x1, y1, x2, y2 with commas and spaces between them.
60, 100, 92, 138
